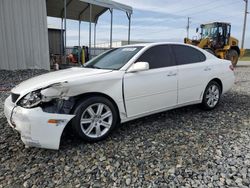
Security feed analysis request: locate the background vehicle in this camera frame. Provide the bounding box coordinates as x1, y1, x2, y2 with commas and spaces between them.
184, 22, 245, 66
4, 43, 235, 150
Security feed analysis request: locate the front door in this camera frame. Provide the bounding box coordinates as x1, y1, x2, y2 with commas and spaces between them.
124, 45, 178, 117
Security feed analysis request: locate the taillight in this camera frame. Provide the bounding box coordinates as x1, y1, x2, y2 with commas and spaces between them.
229, 65, 234, 71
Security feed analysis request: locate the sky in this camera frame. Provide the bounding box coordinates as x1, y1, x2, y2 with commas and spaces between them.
47, 0, 250, 48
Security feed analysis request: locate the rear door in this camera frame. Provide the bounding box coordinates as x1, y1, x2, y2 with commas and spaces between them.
171, 45, 209, 104
124, 45, 178, 117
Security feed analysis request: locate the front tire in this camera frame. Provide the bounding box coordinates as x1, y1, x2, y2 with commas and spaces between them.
201, 81, 222, 110
72, 96, 119, 142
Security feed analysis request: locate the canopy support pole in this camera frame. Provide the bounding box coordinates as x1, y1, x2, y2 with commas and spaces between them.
110, 8, 113, 48
89, 3, 92, 59
64, 0, 67, 64
78, 20, 81, 65
60, 18, 63, 63
126, 12, 131, 45
94, 22, 97, 56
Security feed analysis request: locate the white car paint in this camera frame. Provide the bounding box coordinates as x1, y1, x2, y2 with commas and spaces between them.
124, 66, 178, 117
4, 42, 235, 150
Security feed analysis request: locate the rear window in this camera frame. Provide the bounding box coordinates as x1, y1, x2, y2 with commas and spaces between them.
172, 45, 206, 65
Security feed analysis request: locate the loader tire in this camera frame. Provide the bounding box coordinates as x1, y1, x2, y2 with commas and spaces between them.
225, 49, 238, 67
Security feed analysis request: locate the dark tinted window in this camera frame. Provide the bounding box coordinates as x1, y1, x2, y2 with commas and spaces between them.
172, 45, 206, 65
136, 45, 175, 69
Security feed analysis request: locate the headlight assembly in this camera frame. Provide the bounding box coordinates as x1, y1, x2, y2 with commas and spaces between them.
18, 82, 69, 108
19, 90, 42, 108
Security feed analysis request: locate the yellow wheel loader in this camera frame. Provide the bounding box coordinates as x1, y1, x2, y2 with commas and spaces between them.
184, 22, 245, 66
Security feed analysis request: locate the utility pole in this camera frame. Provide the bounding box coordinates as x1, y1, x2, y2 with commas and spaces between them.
241, 0, 248, 49
186, 17, 191, 39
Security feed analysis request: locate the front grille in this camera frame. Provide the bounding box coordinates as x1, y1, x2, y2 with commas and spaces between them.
11, 93, 20, 103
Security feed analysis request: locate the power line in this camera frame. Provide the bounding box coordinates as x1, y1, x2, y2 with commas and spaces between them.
133, 0, 234, 28
132, 0, 240, 37
184, 0, 239, 17
159, 0, 227, 18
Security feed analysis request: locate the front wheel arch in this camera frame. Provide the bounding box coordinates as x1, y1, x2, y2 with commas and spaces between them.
71, 92, 121, 122
71, 96, 119, 142
61, 92, 121, 138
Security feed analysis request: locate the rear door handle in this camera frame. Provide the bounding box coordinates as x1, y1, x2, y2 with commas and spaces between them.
204, 67, 211, 71
167, 72, 177, 77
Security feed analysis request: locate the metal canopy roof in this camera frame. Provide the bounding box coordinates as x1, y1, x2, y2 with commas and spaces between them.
46, 0, 133, 23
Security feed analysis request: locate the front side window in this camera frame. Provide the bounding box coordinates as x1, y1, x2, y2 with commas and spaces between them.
84, 47, 143, 70
136, 45, 175, 69
172, 45, 206, 65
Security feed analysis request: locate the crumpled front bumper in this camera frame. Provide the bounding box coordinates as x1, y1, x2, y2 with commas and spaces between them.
4, 96, 75, 150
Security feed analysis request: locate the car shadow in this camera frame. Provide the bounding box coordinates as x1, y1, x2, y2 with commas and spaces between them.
60, 91, 250, 154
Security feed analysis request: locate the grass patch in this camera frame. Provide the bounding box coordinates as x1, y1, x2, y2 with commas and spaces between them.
240, 49, 250, 61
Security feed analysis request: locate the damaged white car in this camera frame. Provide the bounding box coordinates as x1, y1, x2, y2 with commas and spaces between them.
4, 43, 235, 149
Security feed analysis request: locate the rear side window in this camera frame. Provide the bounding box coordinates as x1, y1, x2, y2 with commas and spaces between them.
136, 45, 175, 69
172, 45, 206, 65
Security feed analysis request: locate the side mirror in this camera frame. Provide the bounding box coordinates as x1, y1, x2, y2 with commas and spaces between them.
196, 28, 199, 33
127, 62, 149, 72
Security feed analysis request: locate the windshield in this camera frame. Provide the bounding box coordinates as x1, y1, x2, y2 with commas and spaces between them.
201, 25, 218, 38
84, 47, 143, 70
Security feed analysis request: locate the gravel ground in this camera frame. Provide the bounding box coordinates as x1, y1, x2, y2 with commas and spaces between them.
0, 63, 250, 188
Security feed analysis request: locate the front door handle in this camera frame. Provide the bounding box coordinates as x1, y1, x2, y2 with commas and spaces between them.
204, 67, 211, 71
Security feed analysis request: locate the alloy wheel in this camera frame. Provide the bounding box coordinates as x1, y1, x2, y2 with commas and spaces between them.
205, 84, 220, 108
80, 103, 113, 138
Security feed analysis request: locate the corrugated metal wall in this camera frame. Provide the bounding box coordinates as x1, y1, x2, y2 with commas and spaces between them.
0, 0, 50, 70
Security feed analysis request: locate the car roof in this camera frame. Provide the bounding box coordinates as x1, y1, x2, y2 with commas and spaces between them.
122, 42, 216, 60
123, 42, 191, 48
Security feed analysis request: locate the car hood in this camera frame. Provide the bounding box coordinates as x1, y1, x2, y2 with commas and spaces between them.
12, 67, 112, 96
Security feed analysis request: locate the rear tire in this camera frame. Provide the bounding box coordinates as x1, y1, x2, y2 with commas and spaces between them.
201, 81, 222, 110
225, 49, 238, 67
71, 96, 119, 142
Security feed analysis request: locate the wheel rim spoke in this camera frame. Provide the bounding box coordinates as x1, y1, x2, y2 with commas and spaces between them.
96, 125, 101, 136
101, 111, 112, 120
213, 99, 217, 106
85, 123, 95, 135
87, 107, 96, 117
207, 98, 212, 106
81, 118, 92, 124
96, 104, 104, 116
101, 121, 111, 128
208, 87, 213, 93
212, 85, 216, 92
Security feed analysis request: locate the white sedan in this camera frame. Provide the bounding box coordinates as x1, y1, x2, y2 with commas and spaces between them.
4, 42, 235, 150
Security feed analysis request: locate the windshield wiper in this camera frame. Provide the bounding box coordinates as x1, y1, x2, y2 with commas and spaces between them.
84, 65, 101, 69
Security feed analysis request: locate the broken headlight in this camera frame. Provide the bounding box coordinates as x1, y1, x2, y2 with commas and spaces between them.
19, 90, 42, 108
18, 82, 69, 108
